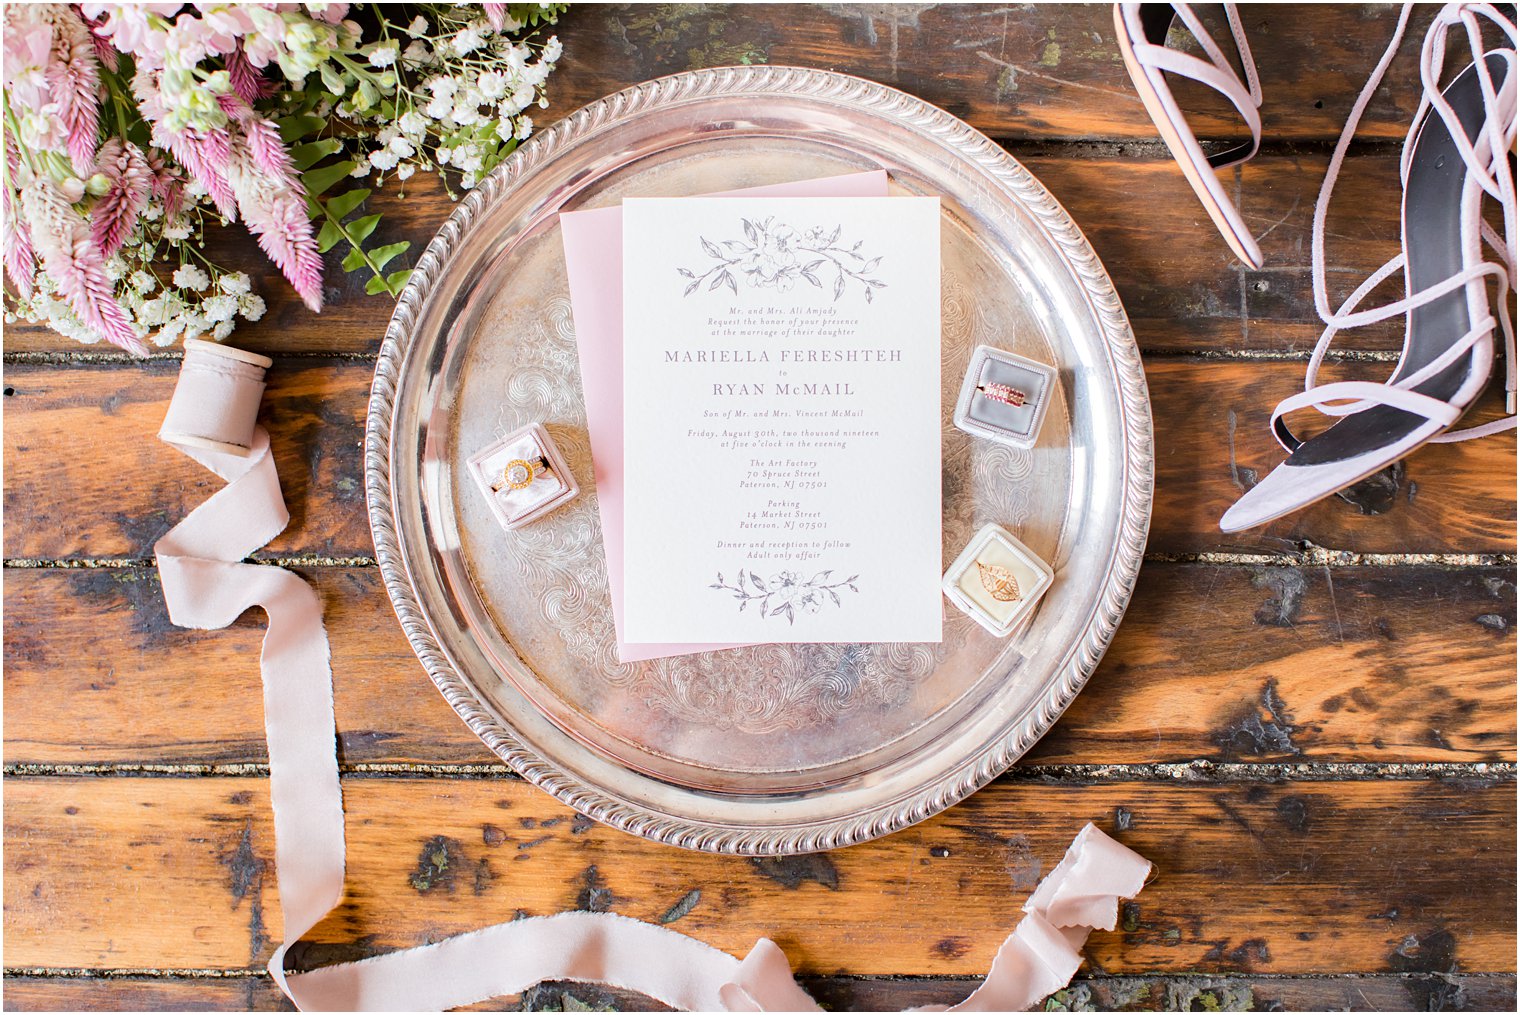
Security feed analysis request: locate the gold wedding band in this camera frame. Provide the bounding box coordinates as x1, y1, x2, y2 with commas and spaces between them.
492, 455, 549, 492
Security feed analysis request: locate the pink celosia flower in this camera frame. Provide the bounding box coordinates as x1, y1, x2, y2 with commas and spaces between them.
2, 147, 37, 300
45, 6, 103, 174
89, 139, 153, 256
225, 43, 271, 103
131, 67, 237, 217
483, 4, 508, 32
75, 6, 121, 73
21, 175, 148, 354
225, 138, 323, 312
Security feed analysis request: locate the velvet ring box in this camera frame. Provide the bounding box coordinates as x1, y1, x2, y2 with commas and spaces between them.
467, 422, 578, 531
942, 523, 1055, 637
953, 345, 1058, 449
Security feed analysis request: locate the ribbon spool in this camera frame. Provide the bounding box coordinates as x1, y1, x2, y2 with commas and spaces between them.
158, 338, 272, 457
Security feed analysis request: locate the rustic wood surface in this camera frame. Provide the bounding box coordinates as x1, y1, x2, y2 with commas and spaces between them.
3, 3, 1515, 1012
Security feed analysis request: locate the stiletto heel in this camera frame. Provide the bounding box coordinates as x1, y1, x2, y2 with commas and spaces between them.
1221, 3, 1516, 532
1115, 3, 1265, 267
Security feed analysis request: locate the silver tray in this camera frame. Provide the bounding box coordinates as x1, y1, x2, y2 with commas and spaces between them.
366, 66, 1153, 855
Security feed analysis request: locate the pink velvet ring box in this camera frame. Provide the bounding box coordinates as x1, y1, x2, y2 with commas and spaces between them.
467, 422, 578, 531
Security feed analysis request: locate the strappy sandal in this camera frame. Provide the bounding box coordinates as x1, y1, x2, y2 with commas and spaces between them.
1221, 3, 1517, 532
1115, 3, 1265, 267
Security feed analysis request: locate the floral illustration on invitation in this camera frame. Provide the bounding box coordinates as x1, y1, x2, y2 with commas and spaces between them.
677, 218, 887, 301
710, 569, 860, 624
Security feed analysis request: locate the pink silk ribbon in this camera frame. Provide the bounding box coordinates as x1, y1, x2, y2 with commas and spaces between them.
153, 347, 1152, 1011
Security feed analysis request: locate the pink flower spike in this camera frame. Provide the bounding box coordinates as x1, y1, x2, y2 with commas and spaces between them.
227, 141, 323, 312
225, 44, 272, 104
3, 204, 38, 300
483, 3, 507, 31
89, 139, 153, 257
21, 176, 149, 355
46, 7, 103, 174
76, 6, 120, 73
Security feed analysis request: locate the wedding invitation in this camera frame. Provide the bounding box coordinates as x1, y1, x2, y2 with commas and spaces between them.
622, 196, 943, 644
560, 171, 890, 662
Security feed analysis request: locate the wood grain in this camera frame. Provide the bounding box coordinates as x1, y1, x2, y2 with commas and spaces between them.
542, 4, 1447, 144
1, 153, 1420, 358
5, 359, 1512, 561
5, 563, 1514, 768
6, 972, 1515, 1013
5, 777, 1514, 976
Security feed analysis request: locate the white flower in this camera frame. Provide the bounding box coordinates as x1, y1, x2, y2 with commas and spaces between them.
514, 116, 533, 140
179, 311, 209, 341
404, 15, 429, 37
239, 294, 267, 321
163, 220, 193, 241
137, 297, 168, 326
213, 319, 236, 339
172, 264, 211, 291
511, 84, 535, 110
424, 75, 457, 99
388, 136, 415, 157
395, 163, 416, 181
129, 271, 158, 292
449, 101, 481, 127
398, 111, 427, 135
452, 25, 486, 56
402, 39, 431, 68
351, 159, 372, 177
543, 36, 562, 62
377, 125, 400, 145
369, 149, 399, 171
104, 255, 129, 280
218, 272, 251, 295
202, 294, 239, 323
367, 40, 399, 67
423, 94, 452, 119
477, 71, 508, 100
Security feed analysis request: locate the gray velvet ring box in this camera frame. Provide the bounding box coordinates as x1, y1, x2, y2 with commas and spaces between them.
467, 422, 578, 531
952, 345, 1057, 449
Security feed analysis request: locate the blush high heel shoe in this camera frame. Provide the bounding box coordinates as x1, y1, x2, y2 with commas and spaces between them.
1220, 3, 1517, 532
1115, 3, 1265, 267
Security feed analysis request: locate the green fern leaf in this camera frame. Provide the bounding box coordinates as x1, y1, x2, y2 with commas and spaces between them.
347, 213, 383, 244
322, 188, 370, 221
301, 161, 357, 199
369, 241, 410, 271
289, 139, 343, 172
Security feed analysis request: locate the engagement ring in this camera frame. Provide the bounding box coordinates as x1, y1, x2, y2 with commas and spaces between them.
492, 455, 549, 492
976, 381, 1027, 407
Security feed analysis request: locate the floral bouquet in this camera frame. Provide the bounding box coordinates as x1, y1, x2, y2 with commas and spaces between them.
2, 2, 564, 354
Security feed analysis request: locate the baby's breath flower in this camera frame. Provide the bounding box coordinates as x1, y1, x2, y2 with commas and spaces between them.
366, 40, 399, 67
172, 264, 211, 291
219, 272, 252, 295
130, 271, 158, 292
404, 14, 429, 37
239, 294, 267, 321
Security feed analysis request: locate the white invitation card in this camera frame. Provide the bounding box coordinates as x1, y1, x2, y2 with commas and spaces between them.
622, 196, 943, 643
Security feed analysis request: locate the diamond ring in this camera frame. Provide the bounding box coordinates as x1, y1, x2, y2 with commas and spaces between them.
491, 455, 549, 492
976, 381, 1027, 407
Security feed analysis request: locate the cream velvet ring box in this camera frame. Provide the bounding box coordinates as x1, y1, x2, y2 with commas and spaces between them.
942, 523, 1055, 637
468, 422, 579, 531
953, 344, 1058, 449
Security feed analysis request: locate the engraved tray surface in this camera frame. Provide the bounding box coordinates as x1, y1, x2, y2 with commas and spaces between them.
366, 66, 1154, 855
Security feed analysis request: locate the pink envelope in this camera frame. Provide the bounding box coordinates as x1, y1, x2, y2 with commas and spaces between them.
560, 170, 891, 663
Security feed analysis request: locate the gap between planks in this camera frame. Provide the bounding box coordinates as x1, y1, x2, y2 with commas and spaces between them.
2, 968, 1503, 984
5, 550, 1516, 569
5, 760, 1513, 783
1, 348, 1406, 366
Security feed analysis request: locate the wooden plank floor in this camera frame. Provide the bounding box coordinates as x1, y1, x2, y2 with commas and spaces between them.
4, 4, 1515, 1011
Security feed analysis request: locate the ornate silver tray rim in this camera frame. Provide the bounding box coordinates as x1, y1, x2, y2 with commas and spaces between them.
365, 65, 1154, 855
